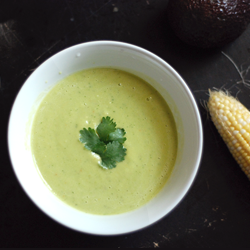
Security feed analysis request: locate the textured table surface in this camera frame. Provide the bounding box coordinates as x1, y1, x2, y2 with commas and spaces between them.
1, 0, 250, 248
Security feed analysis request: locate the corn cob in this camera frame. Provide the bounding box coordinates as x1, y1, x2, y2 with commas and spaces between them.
208, 90, 250, 179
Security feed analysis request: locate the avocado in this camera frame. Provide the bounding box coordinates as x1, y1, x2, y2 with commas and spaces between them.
167, 0, 250, 48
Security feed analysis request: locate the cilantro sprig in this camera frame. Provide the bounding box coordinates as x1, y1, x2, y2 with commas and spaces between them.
79, 117, 127, 169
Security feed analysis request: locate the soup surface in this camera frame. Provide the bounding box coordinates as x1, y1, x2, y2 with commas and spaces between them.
31, 68, 178, 215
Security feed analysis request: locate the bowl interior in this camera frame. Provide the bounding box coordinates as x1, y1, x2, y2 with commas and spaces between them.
8, 41, 202, 235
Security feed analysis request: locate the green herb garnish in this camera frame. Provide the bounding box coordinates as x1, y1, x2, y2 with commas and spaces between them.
79, 117, 127, 169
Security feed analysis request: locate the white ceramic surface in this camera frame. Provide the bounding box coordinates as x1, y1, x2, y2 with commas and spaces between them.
8, 41, 203, 235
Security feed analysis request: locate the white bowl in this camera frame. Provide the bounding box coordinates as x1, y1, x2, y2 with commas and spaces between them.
8, 41, 203, 235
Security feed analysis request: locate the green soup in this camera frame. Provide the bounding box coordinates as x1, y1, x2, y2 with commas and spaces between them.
31, 68, 178, 215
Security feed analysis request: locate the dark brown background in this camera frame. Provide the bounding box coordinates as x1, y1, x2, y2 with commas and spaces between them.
1, 0, 250, 248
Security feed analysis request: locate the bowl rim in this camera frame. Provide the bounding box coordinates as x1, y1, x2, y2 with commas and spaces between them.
7, 40, 203, 235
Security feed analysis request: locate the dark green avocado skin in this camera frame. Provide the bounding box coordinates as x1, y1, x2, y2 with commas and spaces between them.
167, 0, 250, 48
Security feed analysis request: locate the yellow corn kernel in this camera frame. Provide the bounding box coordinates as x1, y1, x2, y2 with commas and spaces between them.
208, 90, 250, 180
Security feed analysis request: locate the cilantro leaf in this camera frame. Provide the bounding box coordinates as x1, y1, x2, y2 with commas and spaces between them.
79, 128, 99, 150
79, 128, 106, 154
99, 156, 117, 170
79, 117, 127, 170
96, 116, 116, 142
99, 141, 127, 169
92, 142, 106, 155
109, 128, 126, 144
